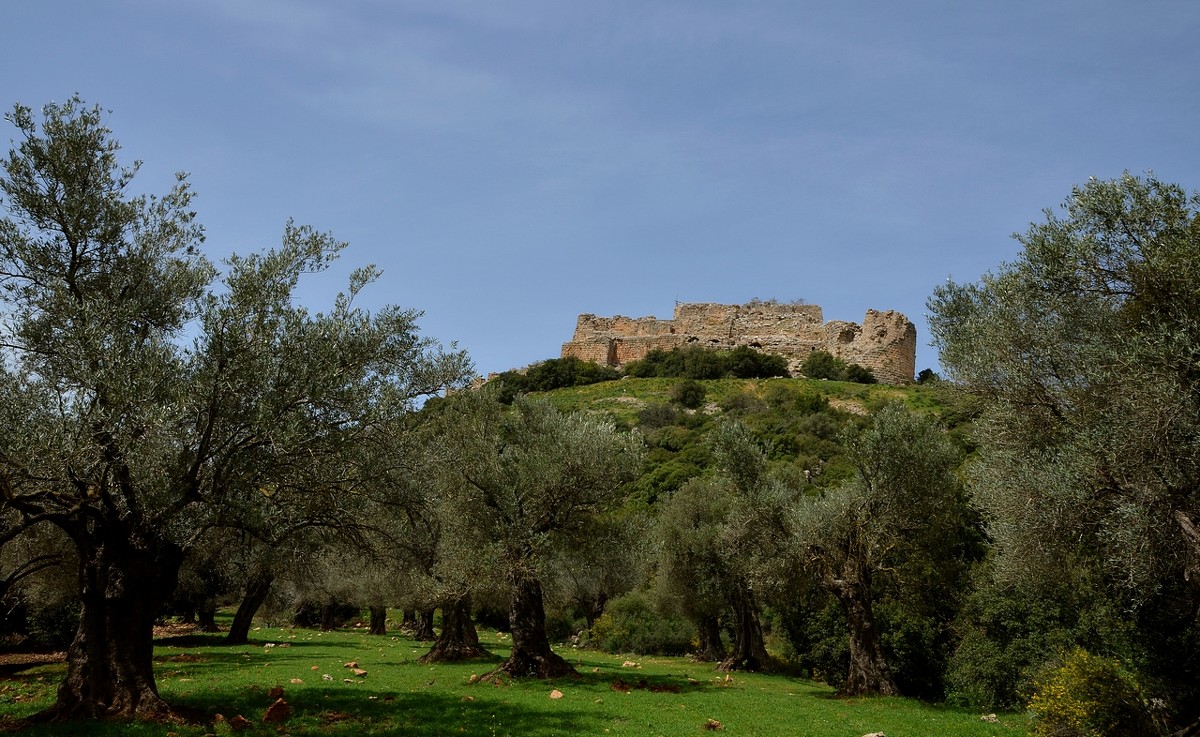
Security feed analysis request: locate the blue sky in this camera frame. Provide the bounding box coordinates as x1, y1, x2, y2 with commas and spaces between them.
5, 1, 1199, 378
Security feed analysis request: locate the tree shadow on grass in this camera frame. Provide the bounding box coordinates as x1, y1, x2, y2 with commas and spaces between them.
169, 687, 606, 737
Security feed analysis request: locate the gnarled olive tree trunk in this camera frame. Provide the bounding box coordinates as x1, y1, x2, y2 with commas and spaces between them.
492, 575, 574, 678
829, 572, 897, 696
420, 595, 489, 662
39, 531, 184, 721
717, 585, 772, 672
695, 614, 726, 662
369, 605, 388, 635
411, 608, 436, 641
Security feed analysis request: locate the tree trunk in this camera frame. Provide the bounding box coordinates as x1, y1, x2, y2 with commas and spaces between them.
492, 575, 575, 678
368, 606, 387, 636
718, 586, 772, 672
320, 603, 342, 631
196, 599, 219, 633
420, 596, 489, 662
37, 533, 183, 721
831, 580, 898, 696
401, 609, 417, 632
225, 570, 274, 644
695, 614, 726, 662
579, 593, 607, 630
411, 608, 436, 641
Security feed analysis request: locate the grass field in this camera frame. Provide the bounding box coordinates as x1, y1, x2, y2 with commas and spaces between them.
0, 620, 1031, 736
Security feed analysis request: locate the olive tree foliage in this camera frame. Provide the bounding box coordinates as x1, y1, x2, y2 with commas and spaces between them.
367, 424, 493, 660
0, 98, 471, 721
434, 390, 644, 678
788, 403, 964, 696
928, 174, 1200, 725
928, 174, 1200, 602
656, 420, 792, 671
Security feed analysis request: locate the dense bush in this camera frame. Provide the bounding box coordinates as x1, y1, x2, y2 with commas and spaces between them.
944, 568, 1140, 711
670, 379, 706, 408
799, 351, 876, 383
24, 600, 81, 650
637, 403, 680, 428
494, 356, 621, 402
778, 592, 849, 685
624, 345, 788, 380
589, 590, 695, 656
1027, 649, 1159, 737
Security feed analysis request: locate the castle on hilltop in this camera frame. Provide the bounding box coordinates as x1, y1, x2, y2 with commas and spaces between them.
561, 302, 916, 384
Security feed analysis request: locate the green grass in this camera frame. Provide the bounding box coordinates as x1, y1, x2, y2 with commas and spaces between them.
1, 621, 1031, 736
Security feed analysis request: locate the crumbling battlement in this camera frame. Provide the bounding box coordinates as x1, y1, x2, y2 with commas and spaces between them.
561, 302, 916, 384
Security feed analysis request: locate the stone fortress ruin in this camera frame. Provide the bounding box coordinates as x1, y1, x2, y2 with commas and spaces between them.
561, 301, 917, 385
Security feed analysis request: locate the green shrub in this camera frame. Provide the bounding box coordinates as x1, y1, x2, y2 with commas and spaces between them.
727, 345, 789, 379
720, 389, 766, 415
25, 600, 80, 649
544, 609, 583, 644
623, 345, 788, 380
800, 351, 845, 380
497, 357, 621, 401
800, 351, 875, 383
1027, 648, 1158, 737
670, 379, 706, 409
843, 363, 877, 384
637, 402, 680, 428
944, 568, 1144, 712
590, 591, 695, 656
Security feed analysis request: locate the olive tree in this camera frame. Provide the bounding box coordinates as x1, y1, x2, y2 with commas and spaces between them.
928, 173, 1200, 726
789, 403, 964, 696
0, 98, 470, 720
656, 420, 789, 672
436, 391, 644, 678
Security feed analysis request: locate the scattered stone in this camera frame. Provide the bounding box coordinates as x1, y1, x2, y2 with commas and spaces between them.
862, 733, 886, 737
277, 642, 291, 648
267, 686, 284, 700
352, 668, 368, 677
467, 673, 480, 684
981, 714, 998, 723
621, 661, 640, 668
343, 678, 354, 684
344, 661, 359, 668
290, 678, 303, 685
549, 690, 564, 700
704, 718, 724, 731
311, 665, 320, 671
322, 674, 333, 681
592, 667, 600, 673
228, 714, 252, 731
462, 695, 476, 702
264, 643, 276, 648
263, 698, 292, 723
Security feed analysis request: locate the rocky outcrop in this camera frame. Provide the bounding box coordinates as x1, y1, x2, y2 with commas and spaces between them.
561, 302, 916, 384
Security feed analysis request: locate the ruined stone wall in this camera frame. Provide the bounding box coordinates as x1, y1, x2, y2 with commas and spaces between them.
562, 302, 916, 384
